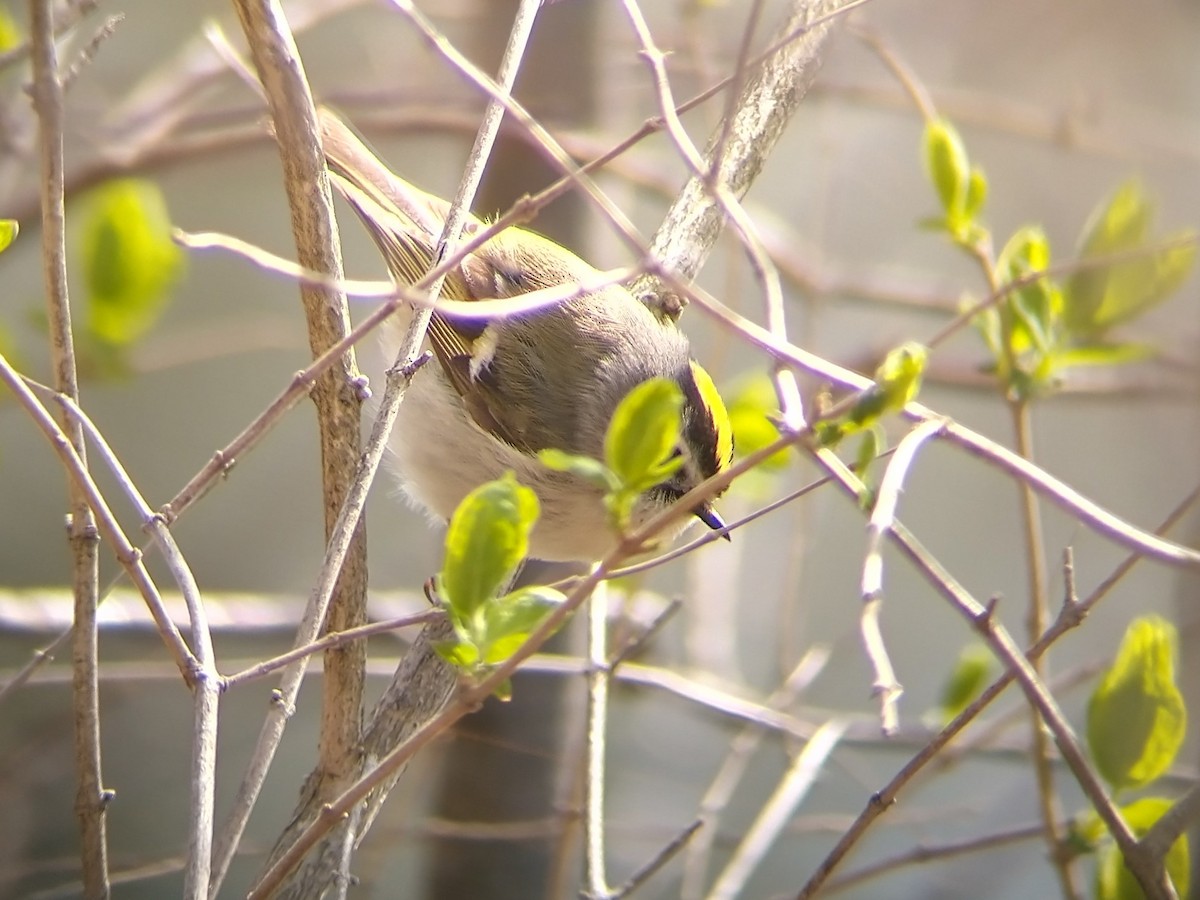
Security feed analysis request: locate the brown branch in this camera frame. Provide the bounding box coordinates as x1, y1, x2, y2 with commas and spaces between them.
631, 0, 850, 321
27, 0, 108, 894
213, 2, 366, 895
247, 3, 544, 896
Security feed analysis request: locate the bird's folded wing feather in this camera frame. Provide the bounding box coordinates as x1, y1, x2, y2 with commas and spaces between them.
318, 108, 535, 453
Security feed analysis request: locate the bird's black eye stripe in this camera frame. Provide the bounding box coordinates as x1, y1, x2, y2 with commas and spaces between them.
677, 371, 722, 479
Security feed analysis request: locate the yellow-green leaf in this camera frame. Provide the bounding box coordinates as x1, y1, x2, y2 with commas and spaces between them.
1050, 342, 1155, 372
963, 166, 988, 221
923, 118, 970, 221
480, 585, 565, 665
0, 219, 17, 254
1078, 180, 1153, 259
82, 179, 183, 346
441, 473, 539, 621
1094, 797, 1190, 900
435, 639, 480, 668
0, 6, 20, 53
1077, 233, 1195, 337
997, 226, 1060, 355
938, 644, 993, 724
816, 343, 928, 446
1064, 180, 1194, 337
874, 342, 928, 410
1087, 616, 1186, 792
726, 373, 788, 471
538, 448, 616, 492
604, 377, 684, 492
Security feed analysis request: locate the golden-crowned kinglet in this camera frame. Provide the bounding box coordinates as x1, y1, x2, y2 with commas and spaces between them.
319, 111, 733, 562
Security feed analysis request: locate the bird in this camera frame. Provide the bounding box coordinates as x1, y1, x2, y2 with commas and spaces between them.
318, 110, 732, 562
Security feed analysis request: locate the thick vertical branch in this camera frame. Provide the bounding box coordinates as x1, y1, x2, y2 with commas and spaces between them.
632, 0, 845, 321
246, 3, 542, 896
232, 0, 367, 813
27, 0, 108, 896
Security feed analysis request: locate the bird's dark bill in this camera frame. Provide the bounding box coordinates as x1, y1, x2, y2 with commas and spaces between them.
694, 504, 731, 541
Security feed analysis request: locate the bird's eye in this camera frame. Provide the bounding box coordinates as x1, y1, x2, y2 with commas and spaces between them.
492, 265, 524, 295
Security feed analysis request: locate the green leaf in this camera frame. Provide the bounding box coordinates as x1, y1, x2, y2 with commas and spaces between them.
726, 373, 789, 470
441, 473, 539, 622
923, 118, 971, 221
1078, 179, 1153, 259
1070, 810, 1107, 853
1064, 180, 1195, 337
816, 343, 928, 446
1049, 342, 1155, 371
604, 377, 684, 492
0, 6, 20, 53
963, 166, 988, 221
1094, 797, 1190, 900
872, 341, 928, 411
854, 426, 884, 476
434, 639, 480, 668
937, 644, 993, 724
850, 427, 884, 509
82, 179, 183, 346
1077, 232, 1195, 337
0, 219, 17, 254
1087, 616, 1186, 792
604, 486, 639, 534
480, 585, 566, 665
538, 448, 617, 492
997, 226, 1060, 356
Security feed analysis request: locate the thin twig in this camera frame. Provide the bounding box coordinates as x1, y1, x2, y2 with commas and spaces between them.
38, 389, 219, 900
707, 719, 849, 900
620, 0, 805, 421
59, 13, 123, 93
610, 819, 704, 899
221, 610, 443, 689
5, 379, 200, 680
934, 554, 1173, 899
208, 352, 428, 898
681, 649, 832, 900
608, 598, 682, 670
1138, 781, 1200, 864
248, 422, 788, 898
174, 227, 642, 319
1009, 396, 1077, 897
823, 822, 1045, 894
860, 419, 947, 734
630, 0, 849, 320
585, 577, 612, 899
230, 1, 374, 890
0, 0, 98, 73
387, 0, 650, 262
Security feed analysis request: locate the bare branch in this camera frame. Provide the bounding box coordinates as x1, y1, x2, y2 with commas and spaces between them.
26, 1, 107, 888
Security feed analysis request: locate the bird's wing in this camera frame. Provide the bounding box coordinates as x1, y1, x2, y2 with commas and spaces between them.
319, 108, 537, 453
